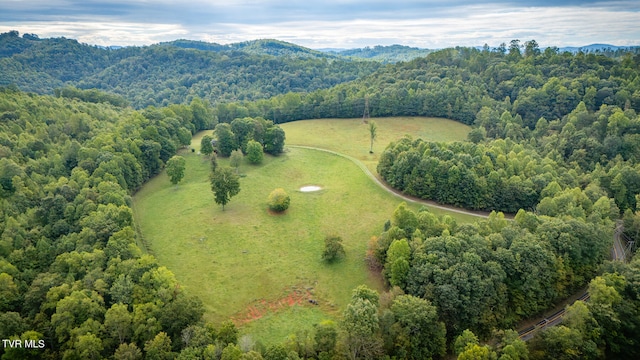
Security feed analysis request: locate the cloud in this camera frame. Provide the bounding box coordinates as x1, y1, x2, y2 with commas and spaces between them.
0, 0, 638, 48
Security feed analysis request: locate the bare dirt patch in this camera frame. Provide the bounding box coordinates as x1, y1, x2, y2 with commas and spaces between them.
231, 286, 317, 325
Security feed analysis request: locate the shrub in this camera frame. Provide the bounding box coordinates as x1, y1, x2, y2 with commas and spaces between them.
267, 188, 290, 212
322, 235, 345, 262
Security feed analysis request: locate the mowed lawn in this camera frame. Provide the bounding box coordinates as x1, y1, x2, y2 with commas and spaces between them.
133, 117, 474, 344
280, 116, 470, 172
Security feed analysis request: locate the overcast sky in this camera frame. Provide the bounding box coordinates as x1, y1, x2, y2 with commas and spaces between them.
0, 0, 639, 49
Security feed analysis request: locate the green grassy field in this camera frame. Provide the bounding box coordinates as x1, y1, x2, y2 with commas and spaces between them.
133, 117, 473, 345
280, 117, 470, 172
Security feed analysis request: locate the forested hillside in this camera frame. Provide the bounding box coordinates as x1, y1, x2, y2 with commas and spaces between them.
223, 41, 640, 125
367, 204, 640, 359
1, 31, 640, 359
0, 88, 229, 358
0, 31, 381, 108
326, 45, 434, 63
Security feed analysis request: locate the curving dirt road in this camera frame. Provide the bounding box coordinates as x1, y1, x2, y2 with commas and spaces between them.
288, 145, 495, 219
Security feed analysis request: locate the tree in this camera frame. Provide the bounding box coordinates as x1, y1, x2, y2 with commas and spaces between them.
0, 331, 44, 360
454, 329, 479, 356
507, 39, 522, 60
528, 325, 596, 360
240, 351, 264, 360
341, 297, 382, 360
246, 140, 264, 164
322, 235, 345, 262
458, 344, 495, 360
191, 97, 215, 131
200, 135, 214, 156
0, 273, 18, 310
221, 344, 243, 360
215, 123, 237, 157
158, 295, 204, 347
217, 320, 239, 346
210, 153, 218, 172
104, 303, 133, 344
231, 117, 256, 153
210, 167, 240, 211
524, 39, 541, 57
495, 330, 529, 360
385, 239, 411, 288
165, 155, 186, 186
0, 158, 23, 197
369, 120, 377, 153
351, 285, 379, 307
467, 127, 486, 143
389, 295, 446, 359
263, 344, 289, 360
314, 320, 338, 355
230, 150, 244, 173
114, 343, 142, 360
72, 333, 104, 360
144, 332, 174, 360
264, 126, 285, 155
268, 188, 290, 213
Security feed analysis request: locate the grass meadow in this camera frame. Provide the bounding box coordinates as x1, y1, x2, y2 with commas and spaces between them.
280, 116, 470, 172
133, 117, 473, 344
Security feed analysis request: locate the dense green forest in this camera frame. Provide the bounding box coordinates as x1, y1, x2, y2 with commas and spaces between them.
0, 88, 219, 359
220, 40, 640, 125
0, 31, 381, 109
367, 204, 640, 359
1, 31, 640, 359
376, 104, 640, 214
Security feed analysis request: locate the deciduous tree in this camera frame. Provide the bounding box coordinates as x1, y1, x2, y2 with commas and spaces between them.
389, 294, 446, 359
215, 123, 237, 157
210, 167, 240, 211
230, 150, 244, 173
314, 320, 338, 355
105, 303, 133, 344
246, 140, 264, 164
144, 332, 174, 360
341, 297, 382, 360
200, 135, 214, 156
454, 329, 479, 356
264, 126, 285, 155
114, 343, 142, 360
165, 155, 186, 186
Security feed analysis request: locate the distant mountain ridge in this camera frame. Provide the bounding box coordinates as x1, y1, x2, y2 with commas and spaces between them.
558, 43, 640, 53
2, 30, 639, 110
159, 40, 433, 63
160, 38, 338, 59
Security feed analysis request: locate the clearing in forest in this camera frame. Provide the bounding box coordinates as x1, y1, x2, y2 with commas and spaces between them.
133, 117, 471, 345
